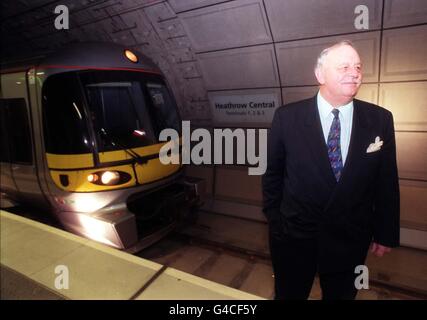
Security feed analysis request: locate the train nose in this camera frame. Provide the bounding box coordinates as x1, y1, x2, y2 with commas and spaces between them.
57, 176, 206, 251
59, 206, 138, 249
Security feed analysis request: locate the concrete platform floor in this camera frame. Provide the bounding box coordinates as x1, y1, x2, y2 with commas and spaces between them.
0, 210, 262, 300
1, 265, 65, 300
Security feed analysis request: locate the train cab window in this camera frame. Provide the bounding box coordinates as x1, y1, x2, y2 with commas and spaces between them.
42, 73, 92, 154
0, 98, 32, 164
80, 71, 167, 153
85, 81, 156, 151
146, 83, 180, 134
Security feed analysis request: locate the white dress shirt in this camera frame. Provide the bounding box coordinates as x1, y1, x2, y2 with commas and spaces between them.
316, 91, 354, 165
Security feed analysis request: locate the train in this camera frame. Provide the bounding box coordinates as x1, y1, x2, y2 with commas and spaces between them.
0, 42, 204, 252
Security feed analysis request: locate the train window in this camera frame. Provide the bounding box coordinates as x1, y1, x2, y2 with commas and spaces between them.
0, 100, 10, 162
85, 82, 156, 151
146, 83, 181, 133
80, 71, 163, 152
0, 98, 32, 164
42, 73, 92, 154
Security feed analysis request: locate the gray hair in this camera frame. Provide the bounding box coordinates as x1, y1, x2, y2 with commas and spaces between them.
314, 40, 357, 71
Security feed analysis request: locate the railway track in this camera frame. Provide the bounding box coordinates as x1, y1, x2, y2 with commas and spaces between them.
137, 229, 427, 300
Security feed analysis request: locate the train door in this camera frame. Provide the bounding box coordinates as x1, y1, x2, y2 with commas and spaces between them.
0, 72, 42, 203
0, 99, 16, 195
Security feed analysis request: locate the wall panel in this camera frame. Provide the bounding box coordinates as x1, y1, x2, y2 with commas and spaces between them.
264, 0, 382, 41
400, 180, 427, 230
197, 44, 279, 90
383, 0, 427, 28
379, 82, 427, 131
396, 132, 427, 181
169, 0, 228, 13
380, 25, 427, 82
215, 166, 262, 204
276, 31, 380, 86
179, 0, 272, 52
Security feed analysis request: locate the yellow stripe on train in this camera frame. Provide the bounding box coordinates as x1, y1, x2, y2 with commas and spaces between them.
98, 142, 167, 163
46, 153, 94, 169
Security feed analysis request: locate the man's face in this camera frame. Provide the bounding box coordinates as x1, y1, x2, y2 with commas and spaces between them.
315, 45, 362, 104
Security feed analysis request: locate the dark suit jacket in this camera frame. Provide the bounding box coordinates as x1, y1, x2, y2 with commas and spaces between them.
262, 96, 400, 272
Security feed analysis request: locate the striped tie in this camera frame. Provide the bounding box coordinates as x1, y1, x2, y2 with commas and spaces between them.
327, 109, 343, 181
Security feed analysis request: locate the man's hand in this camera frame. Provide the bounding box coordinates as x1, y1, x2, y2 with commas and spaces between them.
371, 242, 391, 257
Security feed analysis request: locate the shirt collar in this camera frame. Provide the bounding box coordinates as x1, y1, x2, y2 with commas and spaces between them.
317, 91, 353, 121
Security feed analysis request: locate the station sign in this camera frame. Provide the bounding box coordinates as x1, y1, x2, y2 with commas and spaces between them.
208, 91, 280, 125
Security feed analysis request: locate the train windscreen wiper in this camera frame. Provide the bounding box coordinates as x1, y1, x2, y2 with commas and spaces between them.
100, 128, 148, 165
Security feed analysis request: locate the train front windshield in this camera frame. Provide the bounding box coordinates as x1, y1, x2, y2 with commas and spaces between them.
42, 71, 181, 156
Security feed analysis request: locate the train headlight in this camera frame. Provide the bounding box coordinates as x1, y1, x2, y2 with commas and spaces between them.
87, 171, 131, 186
101, 171, 120, 185
87, 173, 98, 183
124, 49, 138, 63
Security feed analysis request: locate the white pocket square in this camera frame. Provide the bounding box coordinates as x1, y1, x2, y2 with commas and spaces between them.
366, 136, 383, 153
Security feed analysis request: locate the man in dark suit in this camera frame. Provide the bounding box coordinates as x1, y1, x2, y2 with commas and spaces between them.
262, 40, 400, 300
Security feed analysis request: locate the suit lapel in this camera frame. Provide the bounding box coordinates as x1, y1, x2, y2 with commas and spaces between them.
303, 96, 337, 189
324, 99, 373, 212
337, 99, 372, 185
302, 97, 373, 212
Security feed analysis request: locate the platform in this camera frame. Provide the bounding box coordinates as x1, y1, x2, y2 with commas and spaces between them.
0, 210, 264, 300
